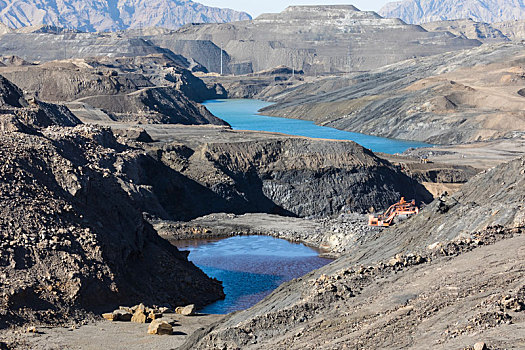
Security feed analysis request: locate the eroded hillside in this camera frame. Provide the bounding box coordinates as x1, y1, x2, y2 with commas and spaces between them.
0, 77, 225, 329
260, 43, 525, 144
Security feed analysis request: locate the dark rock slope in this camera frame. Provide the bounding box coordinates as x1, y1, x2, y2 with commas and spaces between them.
180, 153, 525, 349
0, 77, 224, 328
0, 55, 227, 126
141, 136, 432, 220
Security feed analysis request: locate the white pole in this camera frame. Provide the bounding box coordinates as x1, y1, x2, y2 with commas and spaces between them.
292, 53, 295, 79
220, 43, 223, 75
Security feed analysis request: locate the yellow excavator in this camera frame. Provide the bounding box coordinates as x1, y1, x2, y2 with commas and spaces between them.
368, 197, 419, 227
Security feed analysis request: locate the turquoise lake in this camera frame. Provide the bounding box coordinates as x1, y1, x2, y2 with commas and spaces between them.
175, 236, 331, 314
203, 99, 429, 155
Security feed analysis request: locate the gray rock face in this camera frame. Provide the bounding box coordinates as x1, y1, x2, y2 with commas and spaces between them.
0, 0, 251, 32
421, 19, 510, 41
172, 5, 480, 74
492, 19, 525, 40
144, 137, 432, 220
380, 0, 525, 24
0, 32, 176, 62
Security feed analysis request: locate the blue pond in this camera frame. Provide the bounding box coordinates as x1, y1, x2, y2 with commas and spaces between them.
203, 99, 429, 155
175, 236, 332, 314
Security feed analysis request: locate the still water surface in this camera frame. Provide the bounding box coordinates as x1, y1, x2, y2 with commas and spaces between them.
203, 99, 429, 154
175, 236, 332, 314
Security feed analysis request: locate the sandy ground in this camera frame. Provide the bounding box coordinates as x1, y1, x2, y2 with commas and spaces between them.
405, 137, 525, 169
8, 313, 223, 350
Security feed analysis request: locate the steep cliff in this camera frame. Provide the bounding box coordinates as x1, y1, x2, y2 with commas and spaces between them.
172, 5, 480, 74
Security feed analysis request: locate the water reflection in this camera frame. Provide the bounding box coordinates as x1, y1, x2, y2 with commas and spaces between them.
175, 235, 332, 314
203, 99, 430, 155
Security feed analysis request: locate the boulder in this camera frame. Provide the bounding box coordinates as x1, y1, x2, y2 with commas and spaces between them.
147, 319, 173, 335
119, 306, 133, 313
113, 310, 132, 322
102, 313, 115, 321
158, 307, 173, 314
133, 303, 146, 313
175, 304, 196, 316
131, 309, 148, 323
102, 309, 133, 322
474, 342, 487, 350
148, 311, 163, 320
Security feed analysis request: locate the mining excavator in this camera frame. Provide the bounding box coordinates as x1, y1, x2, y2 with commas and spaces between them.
368, 197, 419, 227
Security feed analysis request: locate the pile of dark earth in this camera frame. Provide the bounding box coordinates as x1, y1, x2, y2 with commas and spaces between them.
0, 54, 228, 126
0, 76, 224, 332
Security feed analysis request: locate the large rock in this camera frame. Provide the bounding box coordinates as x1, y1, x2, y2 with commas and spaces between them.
147, 319, 173, 335
176, 304, 196, 316
102, 310, 133, 322
474, 342, 488, 350
131, 310, 148, 324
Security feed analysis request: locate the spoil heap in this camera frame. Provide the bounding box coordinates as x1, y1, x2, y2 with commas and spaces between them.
0, 76, 224, 329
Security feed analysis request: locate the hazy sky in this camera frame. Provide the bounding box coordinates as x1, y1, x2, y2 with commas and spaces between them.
198, 1, 392, 18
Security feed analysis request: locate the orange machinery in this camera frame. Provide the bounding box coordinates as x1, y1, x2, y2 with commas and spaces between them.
368, 197, 419, 227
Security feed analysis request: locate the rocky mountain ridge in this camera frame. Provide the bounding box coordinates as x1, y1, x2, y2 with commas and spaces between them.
0, 54, 227, 126
0, 0, 251, 32
421, 19, 510, 41
380, 0, 525, 24
421, 18, 525, 42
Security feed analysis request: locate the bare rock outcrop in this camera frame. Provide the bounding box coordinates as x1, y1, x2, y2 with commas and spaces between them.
422, 19, 510, 42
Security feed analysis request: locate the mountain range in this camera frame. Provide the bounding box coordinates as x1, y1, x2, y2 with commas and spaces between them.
380, 0, 525, 24
0, 0, 251, 32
